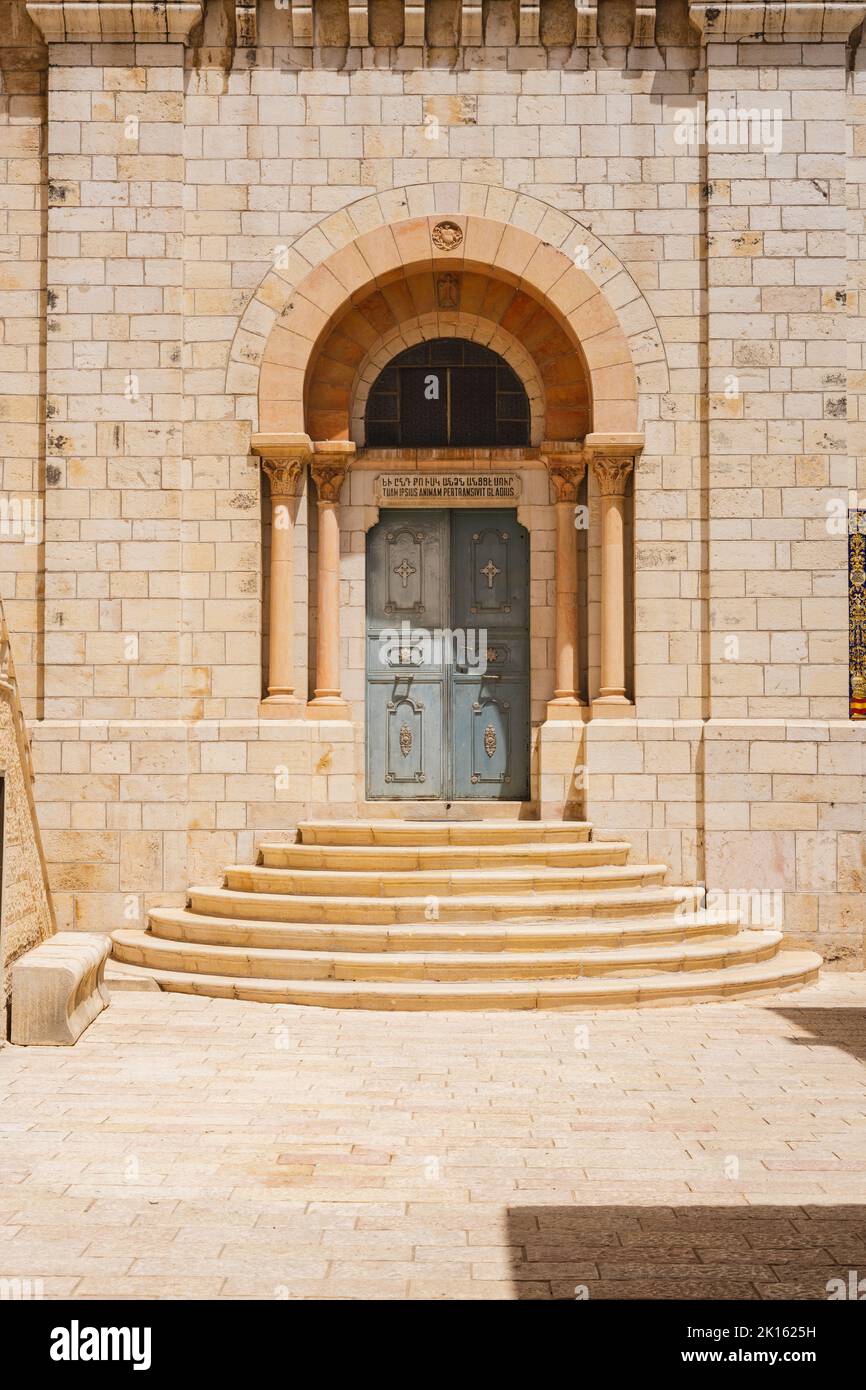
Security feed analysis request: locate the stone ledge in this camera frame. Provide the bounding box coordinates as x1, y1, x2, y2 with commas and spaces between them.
11, 932, 110, 1046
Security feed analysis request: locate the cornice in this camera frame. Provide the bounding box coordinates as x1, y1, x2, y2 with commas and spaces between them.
25, 2, 204, 43
688, 2, 866, 42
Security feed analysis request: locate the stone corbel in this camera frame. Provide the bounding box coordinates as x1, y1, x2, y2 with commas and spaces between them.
25, 1, 205, 42
404, 3, 426, 46
519, 1, 540, 45
290, 0, 313, 46
235, 0, 256, 46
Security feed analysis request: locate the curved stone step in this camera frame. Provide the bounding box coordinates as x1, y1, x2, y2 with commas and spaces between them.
223, 862, 669, 898
112, 927, 783, 982
147, 906, 743, 953
186, 883, 702, 926
297, 820, 592, 846
106, 950, 823, 1009
259, 840, 632, 871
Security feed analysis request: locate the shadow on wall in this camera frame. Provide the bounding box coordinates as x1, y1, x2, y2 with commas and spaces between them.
504, 1205, 866, 1299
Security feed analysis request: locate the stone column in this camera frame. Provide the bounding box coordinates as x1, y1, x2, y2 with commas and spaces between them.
252, 433, 311, 715
544, 450, 586, 719
591, 454, 635, 709
308, 442, 355, 720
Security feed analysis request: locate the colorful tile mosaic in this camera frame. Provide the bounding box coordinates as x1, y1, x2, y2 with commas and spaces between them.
851, 511, 866, 720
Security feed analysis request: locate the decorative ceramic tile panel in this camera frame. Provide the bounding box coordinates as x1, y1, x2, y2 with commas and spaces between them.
850, 511, 866, 720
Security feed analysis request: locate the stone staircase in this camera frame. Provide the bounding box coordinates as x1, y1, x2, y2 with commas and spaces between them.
110, 820, 822, 1009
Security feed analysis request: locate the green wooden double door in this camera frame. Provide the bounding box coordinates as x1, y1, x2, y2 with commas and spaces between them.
366, 508, 530, 800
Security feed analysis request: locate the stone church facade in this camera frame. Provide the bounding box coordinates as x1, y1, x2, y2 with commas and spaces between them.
1, 0, 864, 986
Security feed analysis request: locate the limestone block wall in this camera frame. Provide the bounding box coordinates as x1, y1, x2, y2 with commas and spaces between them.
3, 0, 863, 963
0, 4, 47, 714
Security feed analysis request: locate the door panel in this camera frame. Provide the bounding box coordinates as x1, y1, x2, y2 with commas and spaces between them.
366, 510, 447, 800
367, 683, 445, 797
451, 680, 529, 799
451, 510, 529, 800
366, 508, 529, 800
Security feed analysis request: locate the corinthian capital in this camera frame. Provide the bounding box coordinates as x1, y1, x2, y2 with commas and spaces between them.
252, 432, 312, 498
262, 458, 305, 498
311, 441, 356, 503
542, 446, 586, 503
591, 455, 634, 497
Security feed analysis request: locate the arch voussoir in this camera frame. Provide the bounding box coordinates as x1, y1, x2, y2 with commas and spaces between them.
228, 184, 667, 441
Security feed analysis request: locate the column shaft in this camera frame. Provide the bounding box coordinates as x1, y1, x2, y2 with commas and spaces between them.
544, 453, 586, 718
258, 451, 308, 715
554, 498, 579, 701
268, 486, 298, 698
599, 490, 627, 699
591, 455, 634, 707
314, 497, 342, 700
307, 449, 353, 720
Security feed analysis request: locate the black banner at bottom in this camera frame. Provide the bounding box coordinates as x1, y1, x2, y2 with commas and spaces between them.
7, 1296, 862, 1376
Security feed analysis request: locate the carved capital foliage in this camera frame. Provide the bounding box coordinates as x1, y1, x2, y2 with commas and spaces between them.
261, 457, 305, 499
591, 455, 634, 498
311, 460, 349, 504
545, 456, 586, 503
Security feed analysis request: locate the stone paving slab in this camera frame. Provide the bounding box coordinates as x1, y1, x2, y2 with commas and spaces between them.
0, 974, 865, 1300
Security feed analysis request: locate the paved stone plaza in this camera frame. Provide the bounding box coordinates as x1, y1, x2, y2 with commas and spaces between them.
2, 977, 865, 1301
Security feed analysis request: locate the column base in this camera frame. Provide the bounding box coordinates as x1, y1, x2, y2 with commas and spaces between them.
545, 696, 586, 722
591, 695, 635, 720
306, 696, 352, 721
259, 695, 306, 719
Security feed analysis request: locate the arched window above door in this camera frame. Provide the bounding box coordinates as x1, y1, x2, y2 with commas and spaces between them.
364, 338, 531, 448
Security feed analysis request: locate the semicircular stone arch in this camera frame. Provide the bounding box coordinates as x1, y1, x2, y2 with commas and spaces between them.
227, 184, 668, 439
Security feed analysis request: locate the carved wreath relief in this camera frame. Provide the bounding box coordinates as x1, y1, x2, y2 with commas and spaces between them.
432, 220, 463, 252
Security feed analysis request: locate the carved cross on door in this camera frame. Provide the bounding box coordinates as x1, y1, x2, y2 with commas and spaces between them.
481, 558, 501, 589
394, 558, 416, 587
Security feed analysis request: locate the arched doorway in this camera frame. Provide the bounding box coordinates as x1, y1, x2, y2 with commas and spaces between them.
364, 335, 531, 801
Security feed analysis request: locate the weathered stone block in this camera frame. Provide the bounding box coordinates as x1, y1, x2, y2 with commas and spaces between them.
11, 932, 110, 1046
